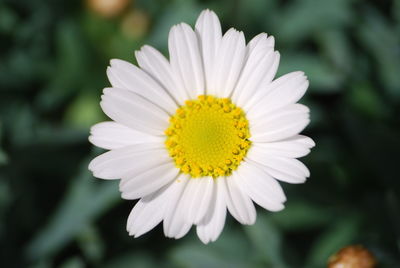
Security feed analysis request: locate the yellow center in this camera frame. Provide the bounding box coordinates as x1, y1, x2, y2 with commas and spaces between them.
165, 95, 251, 178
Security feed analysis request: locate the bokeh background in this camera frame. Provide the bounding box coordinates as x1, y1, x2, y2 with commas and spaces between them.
1, 0, 400, 267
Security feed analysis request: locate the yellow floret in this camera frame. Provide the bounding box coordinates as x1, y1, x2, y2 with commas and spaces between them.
165, 95, 251, 178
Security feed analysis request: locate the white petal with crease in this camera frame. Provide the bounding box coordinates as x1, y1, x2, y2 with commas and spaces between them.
183, 176, 214, 224
100, 87, 169, 135
163, 174, 192, 238
88, 144, 168, 180
195, 9, 222, 93
120, 162, 179, 200
250, 104, 310, 143
107, 59, 177, 113
211, 28, 246, 97
89, 121, 163, 150
225, 177, 256, 225
244, 71, 308, 113
169, 23, 205, 98
196, 178, 227, 244
235, 162, 286, 211
251, 135, 315, 159
234, 51, 280, 108
135, 45, 188, 105
127, 183, 172, 237
232, 32, 279, 107
246, 151, 310, 183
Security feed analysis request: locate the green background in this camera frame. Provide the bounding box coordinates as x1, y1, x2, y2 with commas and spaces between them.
1, 0, 400, 267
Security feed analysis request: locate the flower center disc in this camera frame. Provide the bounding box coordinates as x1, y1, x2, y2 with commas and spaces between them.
165, 95, 251, 178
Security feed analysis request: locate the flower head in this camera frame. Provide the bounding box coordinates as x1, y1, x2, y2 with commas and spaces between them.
89, 9, 314, 243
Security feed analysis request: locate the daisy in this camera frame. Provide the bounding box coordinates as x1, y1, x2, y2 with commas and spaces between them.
89, 9, 314, 244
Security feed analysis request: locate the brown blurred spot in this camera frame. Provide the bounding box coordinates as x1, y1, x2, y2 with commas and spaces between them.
121, 9, 150, 39
87, 0, 130, 18
328, 245, 377, 268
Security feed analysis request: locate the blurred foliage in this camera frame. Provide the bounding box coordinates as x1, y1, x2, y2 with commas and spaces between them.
1, 0, 400, 267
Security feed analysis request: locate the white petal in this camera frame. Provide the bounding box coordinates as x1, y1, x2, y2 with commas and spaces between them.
195, 9, 222, 94
249, 104, 310, 143
88, 144, 168, 180
196, 178, 227, 244
119, 162, 179, 200
100, 87, 169, 135
244, 71, 308, 114
89, 121, 163, 150
234, 51, 280, 108
247, 33, 275, 53
251, 135, 315, 159
107, 59, 177, 114
224, 177, 256, 225
105, 64, 124, 88
182, 177, 214, 224
234, 162, 285, 212
135, 45, 188, 105
232, 33, 279, 107
127, 183, 172, 237
246, 151, 310, 184
249, 99, 309, 123
211, 28, 246, 98
169, 23, 205, 98
163, 174, 192, 238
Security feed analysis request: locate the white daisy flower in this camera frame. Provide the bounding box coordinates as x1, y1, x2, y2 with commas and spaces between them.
88, 9, 314, 244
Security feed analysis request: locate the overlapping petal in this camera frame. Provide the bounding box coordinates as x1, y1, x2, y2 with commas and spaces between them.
243, 71, 308, 113
89, 121, 163, 150
88, 144, 168, 180
127, 183, 172, 237
246, 151, 310, 184
196, 178, 227, 244
135, 45, 188, 105
163, 174, 193, 239
211, 28, 246, 97
100, 87, 169, 135
182, 176, 214, 224
251, 135, 315, 159
249, 104, 310, 143
119, 162, 179, 200
89, 9, 314, 245
232, 33, 280, 107
195, 9, 222, 94
107, 59, 177, 114
169, 23, 205, 98
234, 162, 286, 211
224, 177, 256, 225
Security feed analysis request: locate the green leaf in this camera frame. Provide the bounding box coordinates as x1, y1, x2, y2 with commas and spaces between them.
278, 53, 343, 93
357, 8, 400, 99
0, 121, 7, 165
317, 30, 353, 75
147, 0, 201, 50
101, 252, 158, 268
26, 159, 120, 261
347, 82, 388, 120
58, 256, 85, 268
64, 91, 104, 129
171, 245, 232, 268
244, 214, 286, 268
35, 20, 89, 111
170, 225, 251, 268
0, 179, 12, 239
0, 5, 18, 34
270, 201, 333, 231
77, 225, 105, 264
305, 216, 360, 267
275, 0, 353, 44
